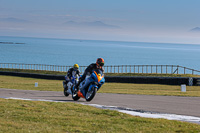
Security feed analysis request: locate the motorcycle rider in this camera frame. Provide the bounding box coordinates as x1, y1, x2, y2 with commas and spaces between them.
63, 64, 80, 87
74, 58, 104, 92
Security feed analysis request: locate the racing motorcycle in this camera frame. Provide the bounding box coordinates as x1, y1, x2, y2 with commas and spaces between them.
72, 69, 105, 102
63, 74, 79, 97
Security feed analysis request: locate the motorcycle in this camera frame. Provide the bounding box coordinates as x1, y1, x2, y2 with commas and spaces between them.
63, 74, 79, 97
72, 69, 105, 102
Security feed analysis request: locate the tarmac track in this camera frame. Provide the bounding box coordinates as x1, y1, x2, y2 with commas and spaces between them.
0, 88, 200, 118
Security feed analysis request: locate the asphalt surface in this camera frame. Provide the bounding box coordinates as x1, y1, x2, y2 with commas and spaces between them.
0, 88, 200, 117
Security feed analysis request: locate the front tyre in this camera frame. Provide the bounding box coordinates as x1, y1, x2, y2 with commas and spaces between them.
63, 87, 69, 97
86, 87, 97, 102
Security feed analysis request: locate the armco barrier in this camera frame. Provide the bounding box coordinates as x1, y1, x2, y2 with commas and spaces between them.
106, 76, 192, 85
0, 71, 65, 80
0, 71, 199, 86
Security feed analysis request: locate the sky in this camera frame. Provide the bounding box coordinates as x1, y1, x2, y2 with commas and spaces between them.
0, 0, 200, 44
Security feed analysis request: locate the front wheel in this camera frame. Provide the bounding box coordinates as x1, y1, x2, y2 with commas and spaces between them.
86, 87, 97, 102
63, 87, 69, 97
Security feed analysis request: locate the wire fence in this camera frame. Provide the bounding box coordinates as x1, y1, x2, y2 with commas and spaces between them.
0, 63, 200, 75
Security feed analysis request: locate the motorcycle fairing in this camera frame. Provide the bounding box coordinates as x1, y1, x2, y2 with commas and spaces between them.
88, 84, 98, 92
94, 71, 104, 82
78, 70, 105, 99
77, 90, 85, 98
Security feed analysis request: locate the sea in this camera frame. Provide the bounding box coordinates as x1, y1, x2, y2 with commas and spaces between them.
0, 36, 200, 71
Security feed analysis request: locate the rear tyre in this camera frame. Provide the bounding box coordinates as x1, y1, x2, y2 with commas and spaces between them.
86, 87, 97, 102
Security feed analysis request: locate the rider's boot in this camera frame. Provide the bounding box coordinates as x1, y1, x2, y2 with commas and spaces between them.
63, 80, 67, 89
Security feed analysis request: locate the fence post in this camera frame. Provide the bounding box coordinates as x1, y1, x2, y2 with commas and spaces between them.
117, 66, 119, 73
142, 65, 143, 73
156, 65, 158, 74
138, 66, 139, 73
184, 67, 186, 74
177, 66, 179, 74
146, 65, 148, 73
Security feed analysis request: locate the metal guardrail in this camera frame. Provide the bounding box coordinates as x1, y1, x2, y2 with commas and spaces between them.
0, 63, 200, 75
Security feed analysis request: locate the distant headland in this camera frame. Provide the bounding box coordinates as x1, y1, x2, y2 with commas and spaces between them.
0, 42, 25, 44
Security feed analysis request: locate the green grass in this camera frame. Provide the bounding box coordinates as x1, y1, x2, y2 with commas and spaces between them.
0, 75, 200, 97
0, 98, 200, 133
99, 83, 200, 97
0, 75, 62, 91
1, 68, 200, 77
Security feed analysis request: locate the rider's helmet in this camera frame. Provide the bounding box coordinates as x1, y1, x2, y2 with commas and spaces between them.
96, 58, 104, 67
73, 64, 79, 70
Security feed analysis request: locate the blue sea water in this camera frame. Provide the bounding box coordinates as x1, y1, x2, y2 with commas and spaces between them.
0, 36, 200, 70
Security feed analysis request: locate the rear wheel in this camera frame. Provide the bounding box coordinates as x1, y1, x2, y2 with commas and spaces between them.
86, 87, 97, 102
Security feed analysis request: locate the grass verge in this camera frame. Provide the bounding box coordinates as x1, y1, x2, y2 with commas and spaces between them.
0, 98, 200, 133
100, 83, 200, 97
0, 75, 200, 97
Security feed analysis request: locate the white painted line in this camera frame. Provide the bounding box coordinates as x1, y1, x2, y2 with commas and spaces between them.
3, 97, 63, 102
83, 103, 200, 124
119, 110, 200, 123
